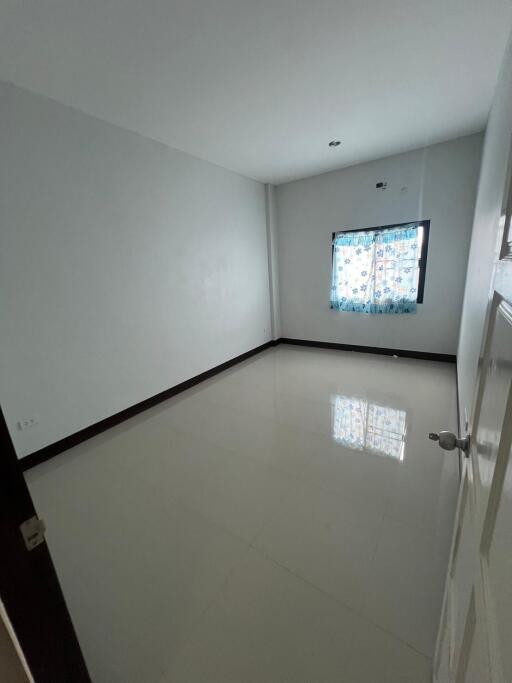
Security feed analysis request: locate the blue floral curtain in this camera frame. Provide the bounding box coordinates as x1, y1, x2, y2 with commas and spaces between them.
330, 223, 421, 314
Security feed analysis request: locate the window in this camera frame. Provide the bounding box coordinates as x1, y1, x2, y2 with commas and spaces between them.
330, 221, 429, 314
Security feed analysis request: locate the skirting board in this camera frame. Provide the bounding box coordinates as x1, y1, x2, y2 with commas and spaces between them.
279, 338, 456, 363
20, 340, 278, 471
20, 336, 455, 470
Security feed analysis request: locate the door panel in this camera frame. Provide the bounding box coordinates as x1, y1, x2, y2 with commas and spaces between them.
450, 482, 475, 673
436, 606, 451, 683
482, 434, 512, 682
434, 139, 512, 683
474, 301, 512, 505
456, 591, 490, 683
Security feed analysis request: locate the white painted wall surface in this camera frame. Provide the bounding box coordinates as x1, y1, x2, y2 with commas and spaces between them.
0, 82, 271, 458
276, 135, 482, 354
457, 36, 512, 432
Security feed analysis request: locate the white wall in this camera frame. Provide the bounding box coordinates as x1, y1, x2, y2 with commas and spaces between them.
458, 36, 512, 432
0, 82, 271, 458
276, 135, 482, 354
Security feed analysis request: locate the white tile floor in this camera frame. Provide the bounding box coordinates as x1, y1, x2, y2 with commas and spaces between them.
25, 346, 459, 682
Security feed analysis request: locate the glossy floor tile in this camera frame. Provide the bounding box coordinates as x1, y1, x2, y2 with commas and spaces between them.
160, 548, 357, 683
361, 516, 448, 657
253, 479, 384, 612
25, 346, 459, 682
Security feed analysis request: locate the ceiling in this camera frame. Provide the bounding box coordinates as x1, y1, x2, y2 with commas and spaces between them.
0, 0, 510, 184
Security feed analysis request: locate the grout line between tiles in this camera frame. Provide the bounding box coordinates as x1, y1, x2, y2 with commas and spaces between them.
156, 544, 254, 683
248, 540, 433, 662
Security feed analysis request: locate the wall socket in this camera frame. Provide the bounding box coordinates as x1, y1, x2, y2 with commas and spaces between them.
17, 416, 38, 431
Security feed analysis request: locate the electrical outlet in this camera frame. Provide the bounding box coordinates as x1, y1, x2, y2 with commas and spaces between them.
17, 416, 38, 431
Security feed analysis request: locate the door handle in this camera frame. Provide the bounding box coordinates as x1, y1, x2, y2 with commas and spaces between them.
429, 431, 470, 456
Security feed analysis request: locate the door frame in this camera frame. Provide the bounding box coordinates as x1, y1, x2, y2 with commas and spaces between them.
0, 407, 90, 682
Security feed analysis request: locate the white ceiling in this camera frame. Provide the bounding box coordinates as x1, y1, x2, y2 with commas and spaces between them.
0, 0, 510, 184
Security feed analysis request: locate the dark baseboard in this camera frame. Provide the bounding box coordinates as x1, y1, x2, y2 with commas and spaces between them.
20, 340, 277, 471
278, 337, 456, 363
20, 335, 454, 471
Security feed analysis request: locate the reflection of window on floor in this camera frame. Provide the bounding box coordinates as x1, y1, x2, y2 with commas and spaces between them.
331, 395, 407, 461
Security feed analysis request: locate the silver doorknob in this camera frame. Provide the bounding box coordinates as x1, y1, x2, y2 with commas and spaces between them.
429, 431, 470, 455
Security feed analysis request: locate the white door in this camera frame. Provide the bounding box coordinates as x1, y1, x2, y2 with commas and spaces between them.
433, 150, 512, 683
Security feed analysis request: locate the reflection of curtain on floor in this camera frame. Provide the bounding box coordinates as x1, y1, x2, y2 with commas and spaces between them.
330, 224, 421, 314
332, 396, 407, 461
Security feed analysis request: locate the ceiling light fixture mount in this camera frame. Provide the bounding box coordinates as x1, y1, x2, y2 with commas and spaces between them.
328, 140, 341, 147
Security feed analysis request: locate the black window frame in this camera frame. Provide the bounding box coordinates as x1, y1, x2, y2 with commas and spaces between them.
331, 219, 430, 304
